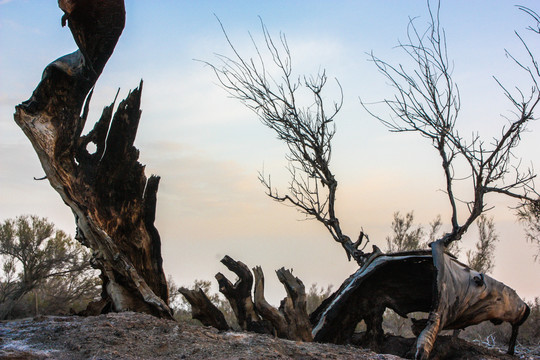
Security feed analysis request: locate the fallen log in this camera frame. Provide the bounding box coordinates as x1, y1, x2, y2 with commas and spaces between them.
414, 240, 530, 359
182, 250, 529, 358
311, 247, 530, 359
311, 248, 433, 348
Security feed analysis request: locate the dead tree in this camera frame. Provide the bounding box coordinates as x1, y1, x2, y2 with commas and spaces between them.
13, 0, 172, 318
204, 6, 539, 359
204, 19, 370, 266
310, 250, 530, 355
361, 2, 539, 358
516, 5, 540, 261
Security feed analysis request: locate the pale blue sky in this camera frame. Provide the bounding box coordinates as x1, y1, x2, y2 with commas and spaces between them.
1, 1, 539, 304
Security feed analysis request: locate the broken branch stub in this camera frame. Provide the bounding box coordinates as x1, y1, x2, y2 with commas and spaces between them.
215, 256, 270, 334
252, 266, 313, 341
178, 287, 230, 331
252, 266, 288, 338
275, 268, 313, 342
182, 257, 313, 341
14, 0, 172, 318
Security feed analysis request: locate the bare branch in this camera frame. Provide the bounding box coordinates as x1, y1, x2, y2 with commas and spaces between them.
362, 1, 539, 248
205, 19, 368, 264
518, 5, 540, 34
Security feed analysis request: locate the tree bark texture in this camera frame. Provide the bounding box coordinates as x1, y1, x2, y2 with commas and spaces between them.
414, 240, 530, 359
13, 0, 172, 318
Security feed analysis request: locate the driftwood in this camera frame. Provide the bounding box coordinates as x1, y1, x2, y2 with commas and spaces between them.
14, 0, 172, 318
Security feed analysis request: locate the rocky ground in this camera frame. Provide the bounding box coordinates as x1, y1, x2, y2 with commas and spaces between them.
0, 312, 537, 360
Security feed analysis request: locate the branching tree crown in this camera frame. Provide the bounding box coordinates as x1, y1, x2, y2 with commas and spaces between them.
515, 6, 540, 260
205, 19, 369, 265
362, 2, 540, 249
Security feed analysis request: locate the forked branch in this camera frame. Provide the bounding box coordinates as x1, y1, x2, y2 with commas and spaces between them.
362, 1, 539, 247
205, 19, 369, 265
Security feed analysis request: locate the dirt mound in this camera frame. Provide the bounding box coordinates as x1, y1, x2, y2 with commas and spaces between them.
0, 312, 401, 359
0, 312, 533, 359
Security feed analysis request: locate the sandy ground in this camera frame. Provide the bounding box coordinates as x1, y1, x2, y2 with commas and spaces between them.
0, 312, 403, 360
0, 312, 536, 360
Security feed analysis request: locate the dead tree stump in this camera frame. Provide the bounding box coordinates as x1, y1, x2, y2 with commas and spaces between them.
215, 256, 271, 334
180, 256, 313, 340
13, 0, 172, 318
253, 267, 313, 341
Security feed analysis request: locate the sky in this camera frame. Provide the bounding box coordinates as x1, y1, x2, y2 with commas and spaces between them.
1, 1, 539, 305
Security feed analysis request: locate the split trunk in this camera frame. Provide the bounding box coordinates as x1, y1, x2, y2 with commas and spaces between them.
14, 0, 172, 318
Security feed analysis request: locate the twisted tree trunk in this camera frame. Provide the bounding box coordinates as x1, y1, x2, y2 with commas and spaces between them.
14, 0, 172, 318
414, 240, 530, 359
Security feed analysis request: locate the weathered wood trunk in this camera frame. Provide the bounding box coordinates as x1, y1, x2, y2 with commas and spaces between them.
311, 247, 530, 359
311, 249, 433, 347
182, 250, 528, 358
215, 256, 272, 334
214, 256, 258, 330
13, 0, 172, 318
178, 287, 230, 330
180, 256, 312, 340
414, 240, 530, 359
253, 266, 313, 341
